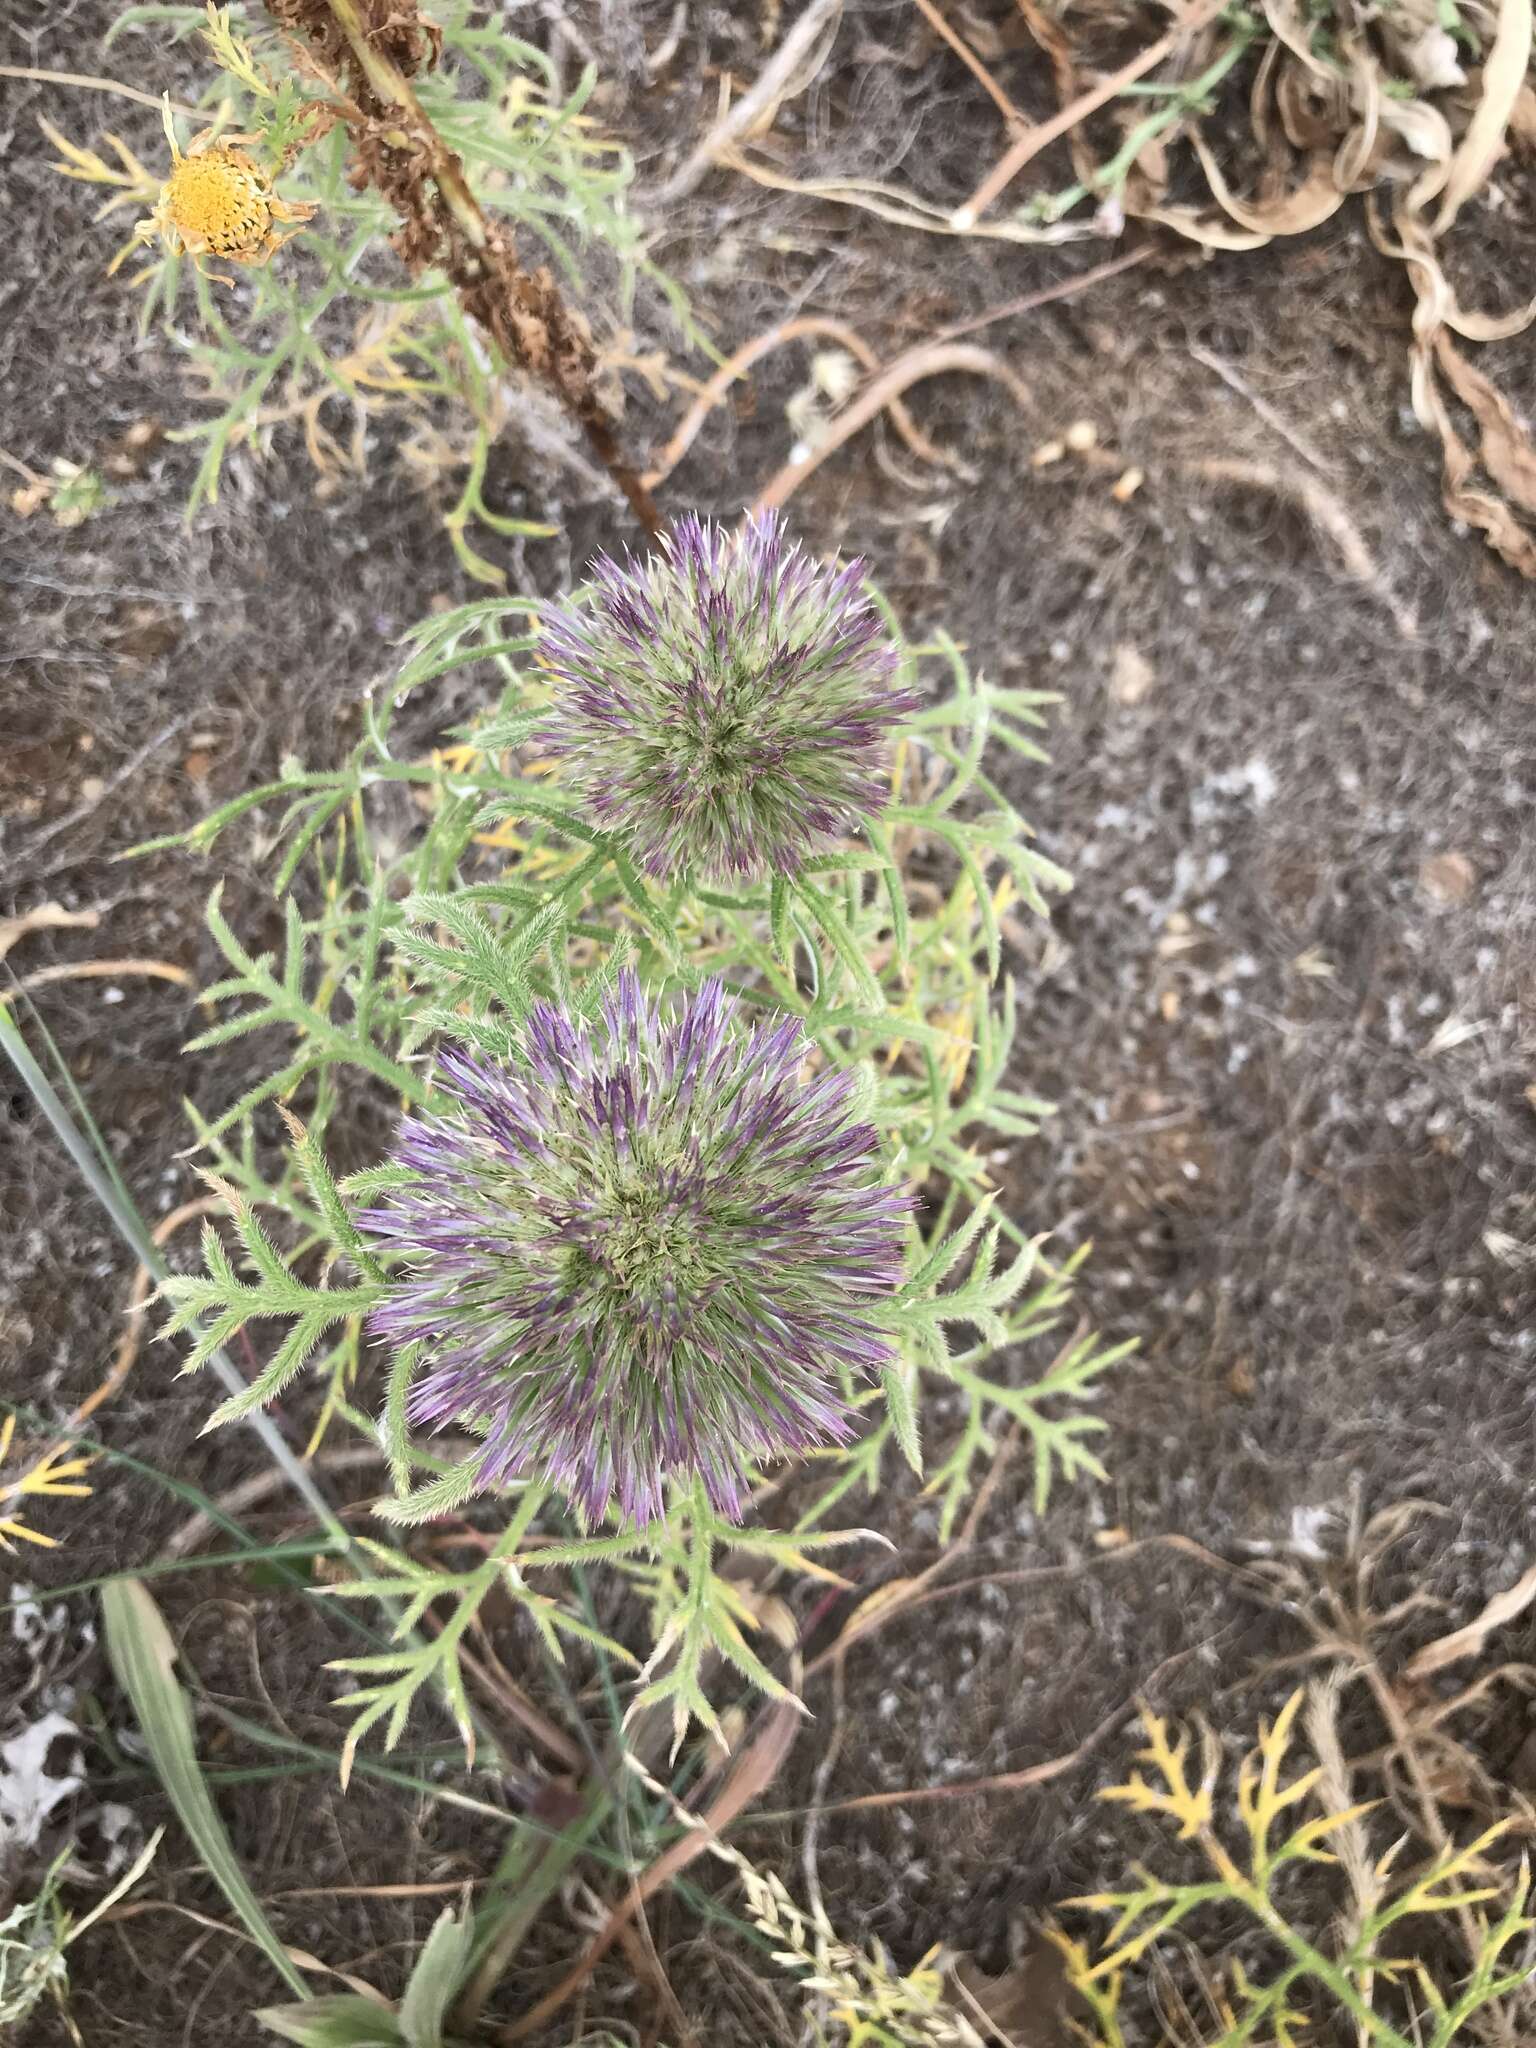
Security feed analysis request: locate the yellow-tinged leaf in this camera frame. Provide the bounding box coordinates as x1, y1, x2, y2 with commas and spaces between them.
32, 1451, 94, 1483
1241, 1757, 1323, 1828
1412, 1884, 1504, 1909
1286, 1799, 1382, 1860
1396, 1817, 1518, 1914
1100, 1712, 1213, 1837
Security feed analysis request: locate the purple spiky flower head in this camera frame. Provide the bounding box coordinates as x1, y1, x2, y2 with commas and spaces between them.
360, 972, 910, 1527
535, 511, 919, 882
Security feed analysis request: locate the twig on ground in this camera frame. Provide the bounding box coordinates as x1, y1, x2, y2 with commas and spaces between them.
773, 1641, 1211, 1823
644, 315, 953, 489
752, 342, 1032, 511
743, 258, 1150, 512
460, 1624, 588, 1773
164, 1444, 384, 1557
655, 0, 845, 203
927, 248, 1151, 348
1182, 455, 1416, 636
809, 1523, 1278, 1687
498, 1689, 803, 2042
0, 904, 101, 963
806, 1698, 1134, 1816
1189, 344, 1341, 475
614, 1916, 697, 2048
911, 0, 1027, 134
23, 716, 187, 864
800, 1422, 1022, 1684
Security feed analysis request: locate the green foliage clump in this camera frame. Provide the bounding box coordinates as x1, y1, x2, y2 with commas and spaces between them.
144, 575, 1124, 1755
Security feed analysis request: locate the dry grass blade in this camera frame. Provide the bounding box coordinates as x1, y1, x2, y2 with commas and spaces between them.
714, 141, 1095, 245
808, 1700, 1134, 1816
0, 64, 199, 114
0, 958, 195, 1005
1190, 345, 1340, 474
657, 0, 844, 202
1183, 456, 1414, 633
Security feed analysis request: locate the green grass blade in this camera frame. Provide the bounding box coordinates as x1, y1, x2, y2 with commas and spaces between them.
399, 1904, 474, 2047
253, 1996, 401, 2046
0, 1002, 341, 1544
100, 1577, 311, 1999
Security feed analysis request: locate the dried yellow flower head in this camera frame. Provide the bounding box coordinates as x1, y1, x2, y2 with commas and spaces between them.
134, 103, 316, 283
165, 142, 276, 253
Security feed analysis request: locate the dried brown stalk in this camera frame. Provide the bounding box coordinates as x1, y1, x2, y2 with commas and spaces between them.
269, 0, 662, 536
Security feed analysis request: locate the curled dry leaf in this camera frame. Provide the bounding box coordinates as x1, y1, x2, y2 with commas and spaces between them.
1433, 0, 1533, 230
1403, 1560, 1536, 1680
1189, 134, 1345, 236
990, 0, 1536, 571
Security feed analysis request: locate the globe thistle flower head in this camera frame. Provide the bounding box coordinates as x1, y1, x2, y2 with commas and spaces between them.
361, 973, 910, 1526
536, 513, 918, 882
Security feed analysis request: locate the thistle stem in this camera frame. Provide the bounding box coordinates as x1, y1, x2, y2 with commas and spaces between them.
296, 0, 663, 537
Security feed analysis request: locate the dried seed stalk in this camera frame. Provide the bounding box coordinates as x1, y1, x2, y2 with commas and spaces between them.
268, 0, 662, 534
